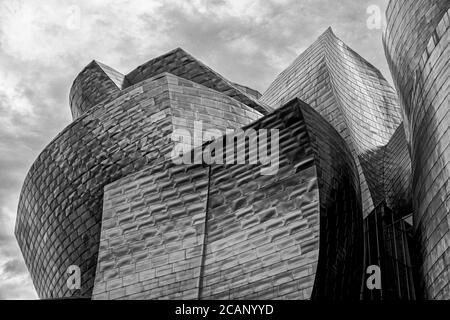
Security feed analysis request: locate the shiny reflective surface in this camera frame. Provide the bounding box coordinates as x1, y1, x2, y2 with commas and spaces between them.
92, 98, 364, 300
15, 70, 262, 299
262, 27, 417, 300
16, 47, 364, 300
261, 28, 404, 219
384, 0, 450, 299
17, 15, 450, 299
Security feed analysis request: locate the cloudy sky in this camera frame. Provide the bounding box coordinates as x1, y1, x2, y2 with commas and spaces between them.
0, 0, 390, 299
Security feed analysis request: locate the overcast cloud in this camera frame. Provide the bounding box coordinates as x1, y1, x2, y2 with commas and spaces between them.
0, 0, 389, 299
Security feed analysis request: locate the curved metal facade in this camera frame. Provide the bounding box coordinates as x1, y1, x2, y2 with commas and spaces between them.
18, 22, 437, 299
90, 99, 363, 300
15, 46, 365, 300
384, 0, 450, 299
262, 28, 418, 300
261, 28, 405, 219
16, 68, 262, 298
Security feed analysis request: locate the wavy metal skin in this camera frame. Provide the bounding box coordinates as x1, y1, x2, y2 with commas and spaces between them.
90, 98, 363, 300
384, 0, 450, 299
261, 28, 403, 219
204, 99, 363, 300
300, 100, 364, 299
17, 50, 363, 298
16, 22, 426, 299
15, 69, 261, 298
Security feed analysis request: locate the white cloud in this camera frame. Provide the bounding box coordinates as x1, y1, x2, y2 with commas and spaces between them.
0, 72, 33, 116
0, 267, 37, 300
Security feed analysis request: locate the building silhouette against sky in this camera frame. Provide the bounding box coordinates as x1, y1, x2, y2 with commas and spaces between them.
15, 0, 450, 300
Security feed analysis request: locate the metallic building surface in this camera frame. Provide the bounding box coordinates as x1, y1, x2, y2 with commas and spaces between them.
383, 123, 412, 217
91, 99, 363, 300
124, 48, 272, 115
15, 69, 261, 299
69, 61, 125, 120
300, 100, 364, 299
261, 28, 404, 219
384, 0, 450, 299
69, 48, 270, 121
17, 16, 450, 299
261, 27, 416, 300
93, 161, 210, 300
17, 46, 364, 299
204, 100, 363, 300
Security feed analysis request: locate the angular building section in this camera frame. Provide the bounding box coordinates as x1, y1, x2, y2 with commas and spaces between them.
384, 0, 450, 299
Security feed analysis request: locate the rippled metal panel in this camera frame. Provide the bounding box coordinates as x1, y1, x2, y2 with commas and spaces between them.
15, 70, 260, 299
203, 99, 363, 300
384, 0, 450, 299
90, 98, 363, 300
92, 161, 210, 300
16, 21, 424, 300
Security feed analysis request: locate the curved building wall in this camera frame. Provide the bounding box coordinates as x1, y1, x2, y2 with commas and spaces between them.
261, 28, 403, 218
300, 101, 364, 299
384, 1, 450, 299
90, 98, 363, 300
69, 61, 126, 120
15, 71, 261, 299
203, 99, 363, 300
